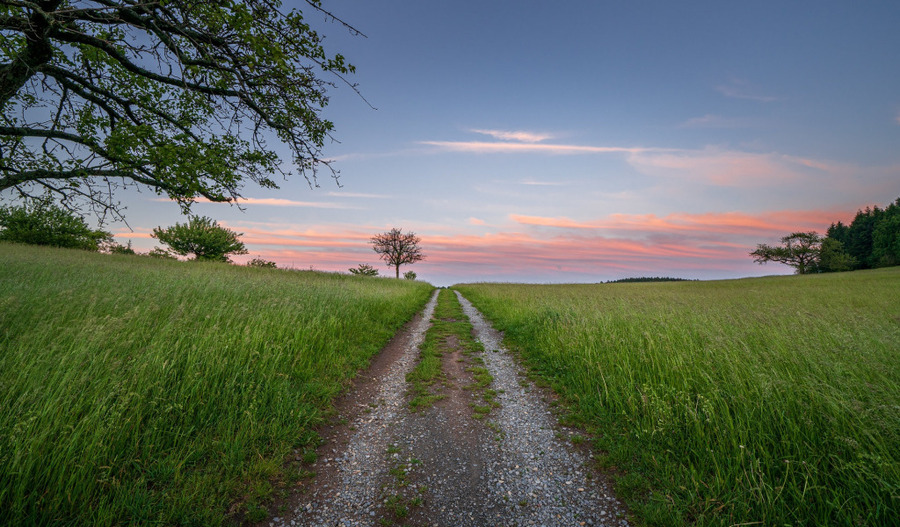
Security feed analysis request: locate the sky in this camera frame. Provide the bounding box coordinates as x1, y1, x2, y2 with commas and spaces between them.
111, 0, 900, 286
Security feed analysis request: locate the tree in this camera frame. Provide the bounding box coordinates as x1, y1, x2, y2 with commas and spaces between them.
750, 232, 822, 274
371, 228, 424, 279
0, 0, 359, 219
0, 196, 110, 250
348, 263, 378, 276
871, 199, 900, 268
817, 238, 856, 273
152, 215, 247, 262
403, 270, 417, 280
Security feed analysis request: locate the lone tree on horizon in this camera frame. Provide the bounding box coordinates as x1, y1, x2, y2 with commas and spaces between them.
371, 228, 424, 278
750, 231, 823, 274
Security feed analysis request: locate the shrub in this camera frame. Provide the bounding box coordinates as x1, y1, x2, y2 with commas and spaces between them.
248, 257, 277, 269
152, 216, 247, 262
349, 263, 379, 276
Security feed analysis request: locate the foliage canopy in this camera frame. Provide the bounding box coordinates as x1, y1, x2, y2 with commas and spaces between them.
750, 231, 824, 274
152, 215, 247, 262
0, 0, 357, 219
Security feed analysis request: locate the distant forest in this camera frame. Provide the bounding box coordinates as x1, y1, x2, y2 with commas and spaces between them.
825, 196, 900, 270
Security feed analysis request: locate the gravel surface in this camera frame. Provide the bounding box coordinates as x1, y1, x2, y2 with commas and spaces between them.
456, 291, 630, 526
273, 290, 630, 527
287, 290, 439, 527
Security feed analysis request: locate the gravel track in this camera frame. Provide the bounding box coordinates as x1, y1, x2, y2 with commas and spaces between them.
286, 290, 439, 526
456, 291, 629, 527
272, 290, 629, 527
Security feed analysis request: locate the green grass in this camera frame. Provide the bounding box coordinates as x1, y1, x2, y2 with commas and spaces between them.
406, 290, 451, 411
0, 243, 433, 526
456, 269, 900, 526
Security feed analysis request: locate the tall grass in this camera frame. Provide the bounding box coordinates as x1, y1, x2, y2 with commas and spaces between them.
0, 243, 433, 525
456, 269, 900, 526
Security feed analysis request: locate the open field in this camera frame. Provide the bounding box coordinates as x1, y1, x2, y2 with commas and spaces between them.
456, 269, 900, 526
0, 243, 433, 525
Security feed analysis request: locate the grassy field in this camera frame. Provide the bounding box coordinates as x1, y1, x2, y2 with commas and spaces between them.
0, 243, 433, 525
456, 269, 900, 526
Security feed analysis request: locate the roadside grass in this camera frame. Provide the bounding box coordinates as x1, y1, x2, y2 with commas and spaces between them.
456, 268, 900, 526
0, 243, 433, 526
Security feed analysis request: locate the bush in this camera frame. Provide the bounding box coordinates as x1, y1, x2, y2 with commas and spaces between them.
403, 270, 417, 280
0, 197, 111, 251
152, 216, 247, 262
108, 240, 136, 255
349, 263, 379, 276
247, 257, 277, 269
146, 247, 177, 260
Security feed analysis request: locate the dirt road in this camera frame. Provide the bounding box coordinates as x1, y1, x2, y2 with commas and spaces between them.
271, 290, 630, 527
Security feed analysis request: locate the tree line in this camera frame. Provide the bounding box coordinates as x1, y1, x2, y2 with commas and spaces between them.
0, 198, 424, 276
751, 196, 900, 274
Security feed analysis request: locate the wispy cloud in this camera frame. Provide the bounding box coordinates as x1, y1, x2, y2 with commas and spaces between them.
470, 129, 554, 143
510, 209, 842, 238
715, 78, 779, 102
421, 140, 665, 155
517, 179, 567, 186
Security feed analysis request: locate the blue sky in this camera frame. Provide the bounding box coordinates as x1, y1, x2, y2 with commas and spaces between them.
114, 0, 900, 285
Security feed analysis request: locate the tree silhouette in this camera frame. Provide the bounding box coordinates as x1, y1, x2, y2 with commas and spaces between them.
750, 232, 822, 274
371, 228, 424, 278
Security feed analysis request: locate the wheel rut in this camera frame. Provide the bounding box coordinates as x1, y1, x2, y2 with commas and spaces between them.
271, 289, 630, 527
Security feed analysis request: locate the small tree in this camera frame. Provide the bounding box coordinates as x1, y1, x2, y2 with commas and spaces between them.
152, 216, 247, 262
403, 270, 417, 281
349, 263, 379, 276
0, 197, 111, 250
750, 232, 822, 274
371, 228, 425, 278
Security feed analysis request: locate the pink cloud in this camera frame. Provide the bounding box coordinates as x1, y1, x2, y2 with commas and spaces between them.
118, 207, 857, 284
510, 209, 842, 237
421, 140, 662, 155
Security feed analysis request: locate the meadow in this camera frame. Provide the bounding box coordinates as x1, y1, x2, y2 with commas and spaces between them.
0, 243, 433, 525
456, 269, 900, 526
